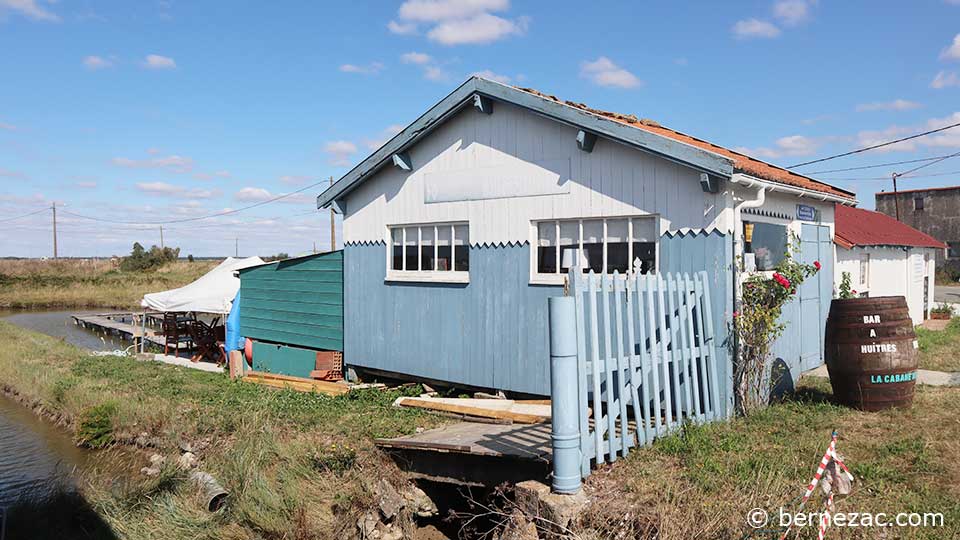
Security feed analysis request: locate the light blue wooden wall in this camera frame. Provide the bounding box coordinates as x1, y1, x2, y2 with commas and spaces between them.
344, 232, 732, 397
659, 230, 734, 416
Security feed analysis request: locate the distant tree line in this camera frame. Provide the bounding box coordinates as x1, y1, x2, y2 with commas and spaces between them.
120, 242, 180, 272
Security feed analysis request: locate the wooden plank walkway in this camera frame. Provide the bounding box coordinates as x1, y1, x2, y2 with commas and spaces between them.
375, 422, 553, 461
71, 312, 174, 348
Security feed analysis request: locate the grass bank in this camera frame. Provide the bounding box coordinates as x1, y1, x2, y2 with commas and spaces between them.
0, 321, 446, 539
915, 317, 960, 372
575, 378, 960, 539
0, 259, 216, 310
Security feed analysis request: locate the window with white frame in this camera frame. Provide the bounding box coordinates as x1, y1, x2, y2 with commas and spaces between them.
388, 222, 469, 280
860, 254, 870, 286
535, 216, 657, 277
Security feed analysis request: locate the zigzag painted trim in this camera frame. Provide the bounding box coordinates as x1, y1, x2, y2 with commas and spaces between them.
345, 240, 530, 248
742, 207, 792, 220
661, 227, 728, 239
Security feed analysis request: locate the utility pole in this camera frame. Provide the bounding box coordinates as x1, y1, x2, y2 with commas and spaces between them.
892, 172, 901, 221
159, 225, 165, 249
51, 202, 58, 259
235, 237, 239, 257
329, 176, 336, 252
313, 241, 317, 254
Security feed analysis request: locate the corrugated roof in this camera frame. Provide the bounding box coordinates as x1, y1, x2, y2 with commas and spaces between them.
514, 87, 856, 200
834, 204, 947, 249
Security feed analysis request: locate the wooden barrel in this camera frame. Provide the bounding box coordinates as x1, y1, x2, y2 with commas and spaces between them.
824, 296, 917, 411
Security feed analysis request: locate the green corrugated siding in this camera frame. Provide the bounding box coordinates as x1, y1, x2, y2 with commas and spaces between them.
239, 251, 343, 351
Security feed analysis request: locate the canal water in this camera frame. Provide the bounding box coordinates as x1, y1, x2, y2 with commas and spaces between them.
0, 309, 135, 536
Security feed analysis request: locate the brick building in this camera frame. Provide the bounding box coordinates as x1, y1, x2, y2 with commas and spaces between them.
875, 186, 959, 262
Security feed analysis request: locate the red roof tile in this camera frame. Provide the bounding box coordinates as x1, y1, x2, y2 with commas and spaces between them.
514, 87, 856, 200
834, 204, 947, 249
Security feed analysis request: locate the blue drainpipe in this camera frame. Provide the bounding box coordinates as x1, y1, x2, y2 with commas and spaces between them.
548, 296, 581, 494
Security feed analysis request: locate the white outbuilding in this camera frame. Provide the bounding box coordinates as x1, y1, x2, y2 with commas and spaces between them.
834, 204, 946, 325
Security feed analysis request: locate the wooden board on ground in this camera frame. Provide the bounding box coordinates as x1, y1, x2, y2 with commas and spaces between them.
243, 371, 350, 396
375, 421, 552, 460
394, 397, 550, 424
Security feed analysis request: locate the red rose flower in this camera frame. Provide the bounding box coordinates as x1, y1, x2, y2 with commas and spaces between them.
733, 310, 740, 318
772, 272, 791, 289
814, 261, 821, 271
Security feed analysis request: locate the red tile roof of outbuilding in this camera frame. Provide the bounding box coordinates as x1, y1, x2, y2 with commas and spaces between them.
834, 204, 947, 249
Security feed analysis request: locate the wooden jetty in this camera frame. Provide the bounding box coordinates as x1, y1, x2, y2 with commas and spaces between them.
71, 312, 174, 348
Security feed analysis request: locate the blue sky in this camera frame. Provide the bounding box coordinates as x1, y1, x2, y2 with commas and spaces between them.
2, 0, 959, 257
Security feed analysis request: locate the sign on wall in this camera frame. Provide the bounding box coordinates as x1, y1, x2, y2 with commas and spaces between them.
796, 204, 817, 222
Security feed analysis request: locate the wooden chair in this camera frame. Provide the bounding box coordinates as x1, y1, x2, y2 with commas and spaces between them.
161, 312, 195, 356
188, 317, 225, 365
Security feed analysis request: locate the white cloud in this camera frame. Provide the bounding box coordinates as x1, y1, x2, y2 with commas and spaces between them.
393, 0, 526, 46
580, 57, 642, 89
143, 54, 176, 69
82, 55, 112, 70
0, 120, 16, 131
940, 33, 960, 61
773, 0, 815, 26
734, 135, 822, 159
323, 140, 358, 166
423, 65, 450, 82
427, 13, 527, 45
135, 182, 217, 199
931, 70, 960, 89
192, 170, 231, 180
400, 51, 432, 65
398, 0, 509, 22
339, 62, 384, 75
471, 69, 511, 83
387, 20, 418, 35
234, 188, 313, 206
235, 187, 272, 202
732, 18, 781, 39
76, 181, 98, 189
855, 112, 960, 153
855, 99, 921, 112
0, 0, 59, 22
112, 154, 194, 173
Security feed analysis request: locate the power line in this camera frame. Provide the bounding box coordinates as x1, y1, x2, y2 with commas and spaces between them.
0, 207, 49, 224
823, 169, 960, 182
787, 121, 960, 169
895, 150, 960, 178
807, 153, 959, 174
61, 180, 325, 225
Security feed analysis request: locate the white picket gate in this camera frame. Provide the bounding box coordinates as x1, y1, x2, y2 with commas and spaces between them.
559, 269, 725, 479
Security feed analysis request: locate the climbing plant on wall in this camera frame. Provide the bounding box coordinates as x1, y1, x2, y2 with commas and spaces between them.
734, 238, 821, 415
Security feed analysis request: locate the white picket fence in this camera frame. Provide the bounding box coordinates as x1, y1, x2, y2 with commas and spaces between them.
567, 269, 724, 477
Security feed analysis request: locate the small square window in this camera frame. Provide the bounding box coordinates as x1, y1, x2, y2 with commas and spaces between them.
744, 221, 787, 271
914, 197, 924, 211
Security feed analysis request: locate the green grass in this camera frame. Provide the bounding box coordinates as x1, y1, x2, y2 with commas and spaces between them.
916, 317, 960, 372
0, 321, 446, 539
578, 378, 960, 540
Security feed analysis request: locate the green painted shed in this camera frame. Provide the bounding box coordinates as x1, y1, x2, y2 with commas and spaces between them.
237, 251, 343, 377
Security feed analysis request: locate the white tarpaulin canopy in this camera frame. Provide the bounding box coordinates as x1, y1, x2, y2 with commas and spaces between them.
140, 256, 265, 314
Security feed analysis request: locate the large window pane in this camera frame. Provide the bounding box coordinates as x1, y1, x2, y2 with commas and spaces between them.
421, 226, 435, 271
391, 228, 403, 270
606, 219, 629, 273
559, 221, 579, 273
404, 226, 419, 271
537, 222, 557, 274
632, 218, 656, 274
745, 221, 787, 271
437, 226, 452, 271
582, 219, 604, 273
454, 225, 469, 271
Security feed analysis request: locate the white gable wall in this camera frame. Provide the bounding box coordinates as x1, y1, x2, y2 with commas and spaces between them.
835, 245, 936, 325
342, 100, 732, 246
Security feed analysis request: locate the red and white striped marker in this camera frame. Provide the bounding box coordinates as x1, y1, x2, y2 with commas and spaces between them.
780, 430, 850, 540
